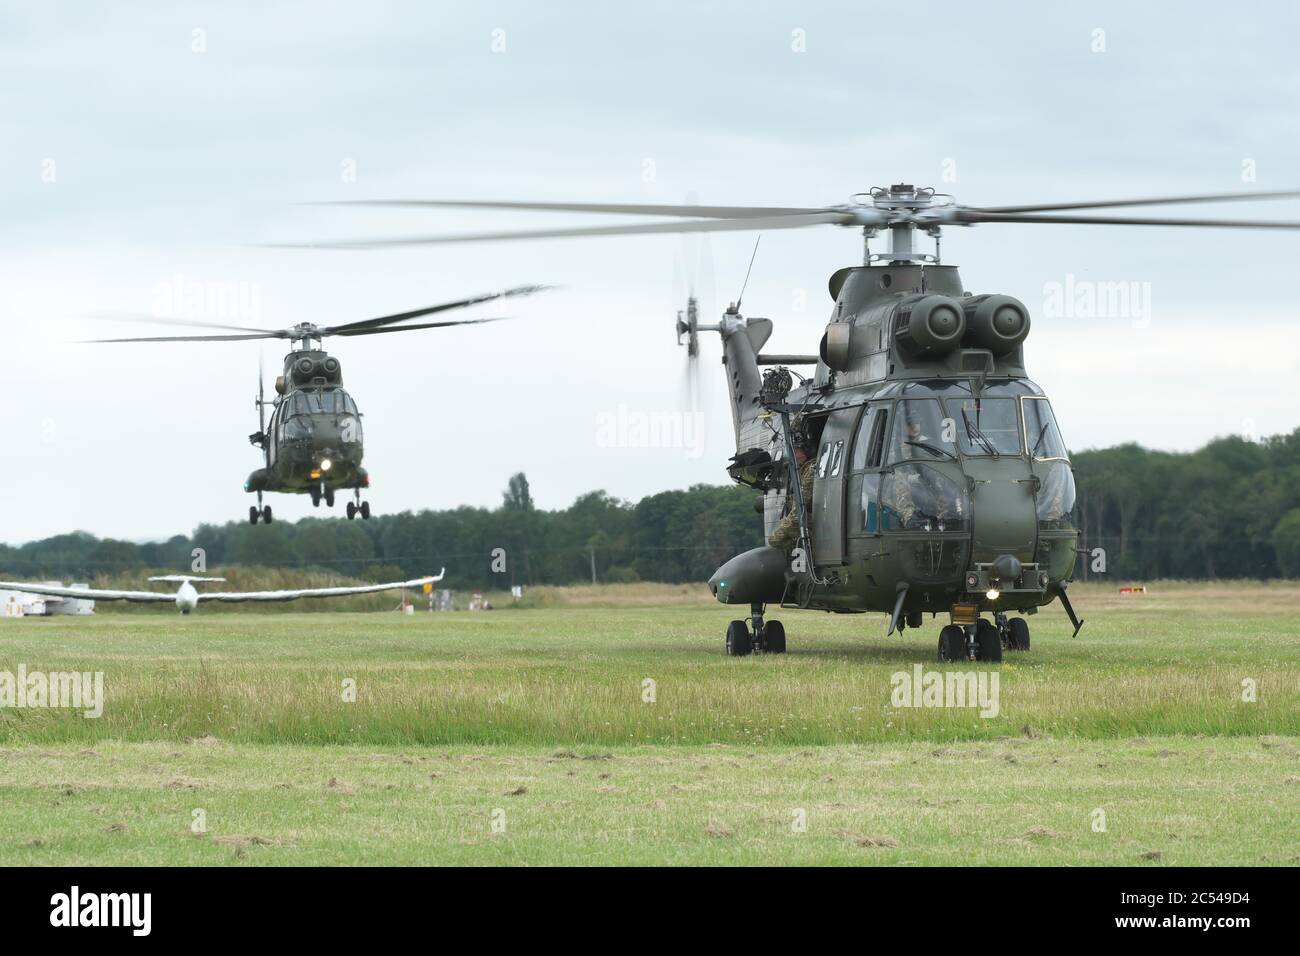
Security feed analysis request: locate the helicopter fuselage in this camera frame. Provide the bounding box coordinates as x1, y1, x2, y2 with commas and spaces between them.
705, 261, 1082, 647
244, 348, 369, 502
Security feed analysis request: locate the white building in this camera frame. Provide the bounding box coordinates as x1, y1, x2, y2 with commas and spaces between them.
0, 583, 95, 617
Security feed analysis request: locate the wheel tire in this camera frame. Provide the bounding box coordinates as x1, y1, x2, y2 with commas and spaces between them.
975, 619, 1002, 663
249, 506, 259, 525
311, 489, 321, 507
938, 624, 965, 662
764, 620, 786, 654
725, 620, 751, 657
1007, 617, 1030, 651
325, 488, 335, 507
346, 502, 357, 520
262, 505, 273, 525
360, 501, 370, 520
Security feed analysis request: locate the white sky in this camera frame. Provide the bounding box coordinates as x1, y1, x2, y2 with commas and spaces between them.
3, 1, 1299, 543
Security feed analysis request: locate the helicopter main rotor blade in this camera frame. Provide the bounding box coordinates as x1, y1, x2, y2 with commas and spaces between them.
83, 311, 280, 336
320, 285, 548, 334
82, 331, 284, 343
959, 211, 1300, 229
311, 199, 825, 218
328, 316, 508, 337
271, 212, 855, 250
974, 189, 1300, 215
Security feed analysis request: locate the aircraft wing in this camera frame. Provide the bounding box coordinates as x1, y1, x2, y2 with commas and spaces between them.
195, 572, 444, 603
0, 581, 173, 603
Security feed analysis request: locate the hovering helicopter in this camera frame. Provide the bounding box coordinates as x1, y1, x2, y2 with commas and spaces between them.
86, 287, 546, 524
286, 186, 1300, 660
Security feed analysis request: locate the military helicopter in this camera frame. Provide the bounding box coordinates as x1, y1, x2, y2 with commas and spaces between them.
288, 186, 1300, 660
86, 286, 546, 524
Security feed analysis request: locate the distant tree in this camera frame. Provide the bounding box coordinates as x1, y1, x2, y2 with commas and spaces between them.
1272, 508, 1300, 578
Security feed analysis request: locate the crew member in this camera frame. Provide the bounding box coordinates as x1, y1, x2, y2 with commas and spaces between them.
769, 441, 817, 551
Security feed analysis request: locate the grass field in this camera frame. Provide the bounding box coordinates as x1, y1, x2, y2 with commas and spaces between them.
0, 581, 1296, 865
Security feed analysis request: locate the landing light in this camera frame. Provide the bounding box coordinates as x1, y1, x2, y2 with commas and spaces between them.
985, 589, 1001, 601
320, 458, 332, 471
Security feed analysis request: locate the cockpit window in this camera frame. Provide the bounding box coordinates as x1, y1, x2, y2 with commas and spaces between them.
1023, 398, 1068, 460
291, 389, 356, 415
946, 397, 1022, 456
887, 399, 957, 463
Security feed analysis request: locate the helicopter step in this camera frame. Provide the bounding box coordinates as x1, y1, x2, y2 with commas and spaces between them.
725, 603, 786, 656
936, 613, 1031, 663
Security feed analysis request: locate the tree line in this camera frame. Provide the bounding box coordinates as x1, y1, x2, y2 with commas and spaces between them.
4, 427, 1300, 587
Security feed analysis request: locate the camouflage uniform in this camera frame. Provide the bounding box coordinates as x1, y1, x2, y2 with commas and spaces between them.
768, 455, 817, 551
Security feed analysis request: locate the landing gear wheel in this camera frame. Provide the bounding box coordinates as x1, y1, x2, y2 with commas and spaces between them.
1007, 617, 1030, 651
346, 501, 357, 520
249, 506, 260, 525
261, 505, 273, 525
975, 619, 1002, 663
311, 487, 321, 507
938, 624, 966, 662
360, 501, 370, 520
763, 620, 786, 654
324, 487, 335, 508
725, 620, 752, 657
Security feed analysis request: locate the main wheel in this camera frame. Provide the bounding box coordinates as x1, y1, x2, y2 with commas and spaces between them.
1007, 617, 1030, 651
975, 619, 1002, 663
938, 624, 966, 662
346, 501, 357, 520
359, 501, 370, 520
262, 505, 273, 524
248, 506, 259, 525
725, 620, 751, 657
763, 620, 786, 654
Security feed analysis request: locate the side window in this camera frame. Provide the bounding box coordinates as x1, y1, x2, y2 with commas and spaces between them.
829, 440, 846, 477
851, 409, 875, 471
848, 473, 883, 533
867, 408, 890, 468
817, 442, 831, 478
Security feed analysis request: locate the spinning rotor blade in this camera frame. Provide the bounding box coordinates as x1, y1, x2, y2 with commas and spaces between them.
958, 211, 1300, 229
83, 331, 280, 343
271, 212, 854, 249
257, 353, 266, 436
320, 284, 546, 334
328, 316, 507, 337
976, 188, 1300, 215
312, 199, 824, 218
84, 311, 278, 335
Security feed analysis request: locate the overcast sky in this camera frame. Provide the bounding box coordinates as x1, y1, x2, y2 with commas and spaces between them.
3, 1, 1299, 544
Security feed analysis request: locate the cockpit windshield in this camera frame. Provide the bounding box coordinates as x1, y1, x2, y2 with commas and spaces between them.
887, 398, 957, 463
945, 397, 1021, 456
293, 389, 358, 416
1023, 398, 1069, 460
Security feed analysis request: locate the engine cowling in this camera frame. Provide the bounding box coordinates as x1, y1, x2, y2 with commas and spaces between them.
893, 294, 966, 356
962, 294, 1030, 354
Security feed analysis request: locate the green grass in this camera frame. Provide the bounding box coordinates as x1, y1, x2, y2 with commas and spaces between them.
2, 738, 1295, 865
0, 581, 1296, 864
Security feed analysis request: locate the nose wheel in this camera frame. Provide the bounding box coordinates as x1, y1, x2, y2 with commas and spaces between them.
937, 618, 1007, 662
724, 605, 786, 655
248, 493, 272, 525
